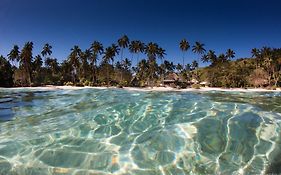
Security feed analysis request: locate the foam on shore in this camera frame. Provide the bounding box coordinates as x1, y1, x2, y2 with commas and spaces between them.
2, 86, 281, 92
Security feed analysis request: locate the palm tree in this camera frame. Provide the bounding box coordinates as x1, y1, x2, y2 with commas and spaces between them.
68, 45, 82, 83
45, 57, 59, 77
7, 45, 20, 66
162, 60, 175, 75
201, 54, 209, 63
32, 55, 43, 85
122, 58, 132, 71
20, 42, 34, 86
90, 41, 103, 83
41, 43, 52, 58
260, 47, 273, 83
207, 50, 217, 65
186, 63, 192, 71
117, 35, 129, 63
192, 41, 206, 68
129, 40, 145, 65
176, 63, 183, 73
251, 48, 261, 68
218, 54, 227, 63
145, 42, 159, 60
80, 49, 91, 80
226, 49, 235, 60
136, 59, 149, 81
251, 48, 260, 58
33, 55, 43, 72
157, 47, 166, 83
145, 42, 159, 85
191, 60, 198, 70
179, 39, 190, 68
111, 44, 120, 66
157, 47, 166, 62
103, 46, 116, 86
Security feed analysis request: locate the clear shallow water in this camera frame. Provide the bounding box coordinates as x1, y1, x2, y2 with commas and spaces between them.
0, 88, 281, 175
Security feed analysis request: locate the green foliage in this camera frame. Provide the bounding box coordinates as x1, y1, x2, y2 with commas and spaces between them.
2, 38, 281, 89
266, 85, 277, 90
82, 80, 93, 86
0, 56, 14, 87
64, 81, 74, 86
192, 84, 201, 89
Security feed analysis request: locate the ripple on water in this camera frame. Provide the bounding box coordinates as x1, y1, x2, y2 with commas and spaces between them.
0, 88, 281, 174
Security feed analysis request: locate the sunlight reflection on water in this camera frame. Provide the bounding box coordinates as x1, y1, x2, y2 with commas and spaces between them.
0, 88, 281, 174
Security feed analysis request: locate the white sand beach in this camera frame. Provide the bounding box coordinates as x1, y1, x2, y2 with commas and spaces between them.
4, 86, 281, 92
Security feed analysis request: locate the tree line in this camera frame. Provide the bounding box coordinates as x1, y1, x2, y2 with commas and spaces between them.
0, 35, 280, 88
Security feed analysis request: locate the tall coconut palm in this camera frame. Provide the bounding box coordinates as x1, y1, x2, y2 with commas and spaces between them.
7, 45, 20, 66
32, 55, 43, 85
80, 49, 91, 80
157, 47, 166, 63
117, 35, 129, 63
33, 55, 43, 72
103, 46, 116, 86
41, 43, 52, 58
136, 59, 149, 81
145, 42, 159, 85
179, 39, 190, 68
122, 58, 132, 71
157, 47, 166, 83
226, 49, 235, 60
20, 42, 34, 86
110, 44, 120, 66
145, 42, 159, 60
192, 42, 206, 55
192, 41, 206, 68
68, 45, 82, 83
206, 50, 217, 66
129, 40, 145, 65
90, 41, 103, 83
45, 57, 59, 76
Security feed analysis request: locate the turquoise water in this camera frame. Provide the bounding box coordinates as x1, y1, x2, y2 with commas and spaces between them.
0, 88, 281, 175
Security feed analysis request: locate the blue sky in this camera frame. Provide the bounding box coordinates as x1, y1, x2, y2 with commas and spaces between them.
1, 0, 281, 66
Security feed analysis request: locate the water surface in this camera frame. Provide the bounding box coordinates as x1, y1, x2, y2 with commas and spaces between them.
0, 88, 281, 174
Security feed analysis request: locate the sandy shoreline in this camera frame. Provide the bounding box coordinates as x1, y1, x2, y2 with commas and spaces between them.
1, 85, 281, 92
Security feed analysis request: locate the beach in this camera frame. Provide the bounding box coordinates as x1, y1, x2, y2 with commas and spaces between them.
4, 85, 281, 92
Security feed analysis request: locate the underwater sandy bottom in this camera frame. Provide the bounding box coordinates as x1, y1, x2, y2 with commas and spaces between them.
0, 88, 281, 174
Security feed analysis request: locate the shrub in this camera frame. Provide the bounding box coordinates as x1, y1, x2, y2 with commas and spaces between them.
266, 85, 277, 90
248, 68, 269, 87
75, 83, 84, 87
118, 80, 128, 87
64, 81, 74, 86
192, 84, 201, 89
83, 80, 92, 86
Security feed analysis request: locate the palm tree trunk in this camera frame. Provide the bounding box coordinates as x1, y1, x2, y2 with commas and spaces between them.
161, 59, 164, 85
137, 53, 140, 66
182, 51, 185, 69
92, 66, 96, 84
107, 64, 109, 87
120, 48, 124, 83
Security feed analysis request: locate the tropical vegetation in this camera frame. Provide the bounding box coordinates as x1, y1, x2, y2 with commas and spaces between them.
0, 36, 281, 88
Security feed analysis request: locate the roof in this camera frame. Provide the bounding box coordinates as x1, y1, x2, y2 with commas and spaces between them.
200, 81, 210, 85
164, 73, 179, 81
